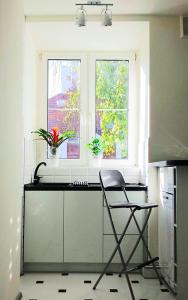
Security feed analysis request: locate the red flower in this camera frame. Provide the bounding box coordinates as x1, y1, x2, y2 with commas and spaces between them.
51, 127, 59, 143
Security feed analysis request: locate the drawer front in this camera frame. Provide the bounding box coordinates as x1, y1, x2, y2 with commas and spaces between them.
103, 235, 143, 263
104, 191, 146, 234
104, 207, 144, 234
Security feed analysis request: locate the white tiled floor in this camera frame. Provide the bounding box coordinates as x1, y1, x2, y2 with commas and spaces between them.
20, 273, 176, 300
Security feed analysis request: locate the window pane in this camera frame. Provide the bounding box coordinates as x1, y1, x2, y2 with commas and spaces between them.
96, 110, 128, 159
96, 60, 129, 109
95, 60, 129, 159
48, 59, 80, 159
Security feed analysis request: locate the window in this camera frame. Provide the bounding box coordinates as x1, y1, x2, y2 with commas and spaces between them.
41, 52, 136, 166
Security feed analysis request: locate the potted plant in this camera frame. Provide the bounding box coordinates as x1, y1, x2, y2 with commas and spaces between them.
86, 137, 103, 157
32, 127, 75, 157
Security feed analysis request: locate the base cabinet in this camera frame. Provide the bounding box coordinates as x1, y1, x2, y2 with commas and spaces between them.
24, 189, 146, 270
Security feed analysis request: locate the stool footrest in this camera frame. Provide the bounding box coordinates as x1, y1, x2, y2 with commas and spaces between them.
127, 257, 159, 273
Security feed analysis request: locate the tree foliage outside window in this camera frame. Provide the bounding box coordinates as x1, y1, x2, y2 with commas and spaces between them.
96, 60, 129, 159
48, 59, 80, 159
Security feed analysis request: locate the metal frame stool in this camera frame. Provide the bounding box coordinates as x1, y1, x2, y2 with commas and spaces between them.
93, 169, 162, 300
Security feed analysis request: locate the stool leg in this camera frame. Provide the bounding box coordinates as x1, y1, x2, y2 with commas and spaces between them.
118, 208, 162, 284
130, 210, 162, 284
119, 208, 152, 276
122, 188, 162, 284
93, 209, 136, 300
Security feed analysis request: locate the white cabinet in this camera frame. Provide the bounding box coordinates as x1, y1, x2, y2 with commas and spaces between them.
64, 191, 103, 263
103, 191, 146, 264
157, 164, 188, 299
24, 189, 146, 270
24, 191, 63, 263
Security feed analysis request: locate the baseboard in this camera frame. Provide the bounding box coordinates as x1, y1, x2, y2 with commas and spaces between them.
15, 292, 22, 300
23, 262, 141, 273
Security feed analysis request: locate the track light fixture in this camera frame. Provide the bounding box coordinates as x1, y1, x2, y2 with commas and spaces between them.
75, 1, 113, 27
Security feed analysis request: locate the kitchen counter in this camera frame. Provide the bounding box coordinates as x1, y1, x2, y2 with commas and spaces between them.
24, 182, 147, 191
149, 160, 188, 167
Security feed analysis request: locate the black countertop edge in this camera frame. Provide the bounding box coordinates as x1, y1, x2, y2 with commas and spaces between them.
24, 182, 147, 191
149, 160, 188, 167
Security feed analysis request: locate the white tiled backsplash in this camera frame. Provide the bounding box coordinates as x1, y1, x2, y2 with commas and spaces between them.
25, 166, 142, 184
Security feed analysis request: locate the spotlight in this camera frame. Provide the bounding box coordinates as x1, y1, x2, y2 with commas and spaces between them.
101, 7, 112, 26
76, 5, 86, 27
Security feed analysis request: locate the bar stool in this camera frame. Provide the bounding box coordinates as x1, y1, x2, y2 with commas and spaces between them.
93, 169, 162, 300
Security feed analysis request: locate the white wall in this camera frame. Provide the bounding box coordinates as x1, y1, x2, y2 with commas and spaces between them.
149, 17, 188, 162
23, 27, 38, 183
0, 0, 24, 299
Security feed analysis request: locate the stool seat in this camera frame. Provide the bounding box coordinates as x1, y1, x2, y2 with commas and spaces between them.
109, 202, 158, 210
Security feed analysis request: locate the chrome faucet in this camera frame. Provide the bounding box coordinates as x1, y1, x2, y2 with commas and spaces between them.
33, 162, 47, 184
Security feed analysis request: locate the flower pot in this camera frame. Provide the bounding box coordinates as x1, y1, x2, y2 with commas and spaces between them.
49, 146, 58, 158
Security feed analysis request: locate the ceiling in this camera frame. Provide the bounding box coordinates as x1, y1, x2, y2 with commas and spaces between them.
24, 0, 188, 16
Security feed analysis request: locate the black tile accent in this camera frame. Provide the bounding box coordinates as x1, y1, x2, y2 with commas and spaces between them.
139, 298, 148, 300
110, 289, 118, 292
84, 299, 93, 300
161, 288, 169, 292
58, 289, 67, 293
29, 299, 38, 300
36, 281, 44, 284
106, 272, 113, 276
61, 272, 69, 276
84, 280, 92, 284
132, 280, 140, 283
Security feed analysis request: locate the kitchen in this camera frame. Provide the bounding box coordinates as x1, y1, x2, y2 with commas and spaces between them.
1, 0, 188, 300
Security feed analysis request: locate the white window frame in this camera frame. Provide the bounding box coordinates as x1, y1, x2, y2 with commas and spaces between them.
89, 52, 137, 167
38, 51, 137, 168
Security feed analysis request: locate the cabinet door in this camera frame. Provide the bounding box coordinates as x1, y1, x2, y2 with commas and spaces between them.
64, 191, 103, 263
159, 167, 175, 288
159, 190, 174, 285
24, 191, 63, 263
104, 191, 146, 234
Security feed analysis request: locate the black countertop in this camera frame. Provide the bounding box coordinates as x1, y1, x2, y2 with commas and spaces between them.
24, 182, 147, 191
149, 160, 188, 167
